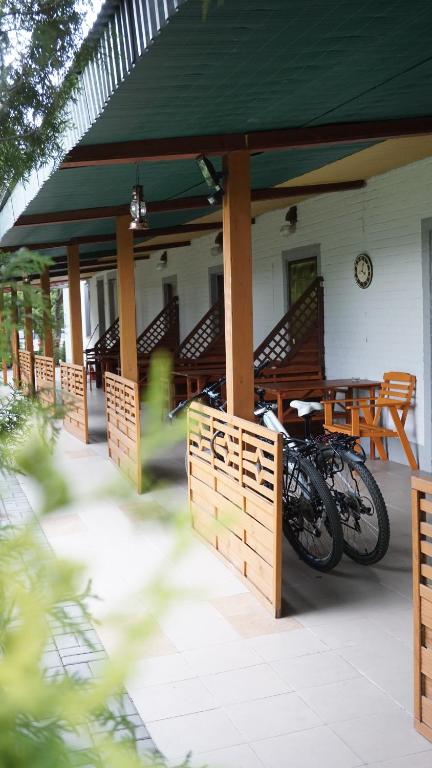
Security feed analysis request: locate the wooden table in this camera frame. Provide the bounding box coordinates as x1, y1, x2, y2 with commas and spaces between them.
263, 378, 381, 457
174, 367, 226, 399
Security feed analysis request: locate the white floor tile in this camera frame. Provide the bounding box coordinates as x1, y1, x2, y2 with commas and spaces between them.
298, 676, 399, 723
226, 692, 322, 741
271, 650, 359, 690
132, 678, 215, 722
251, 725, 362, 768
369, 752, 432, 768
201, 664, 289, 706
159, 602, 240, 650
184, 640, 262, 676
249, 629, 327, 662
128, 653, 196, 689
148, 709, 244, 760
331, 710, 432, 764
191, 744, 265, 768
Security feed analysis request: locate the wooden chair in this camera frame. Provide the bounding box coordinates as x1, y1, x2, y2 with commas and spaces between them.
323, 371, 418, 469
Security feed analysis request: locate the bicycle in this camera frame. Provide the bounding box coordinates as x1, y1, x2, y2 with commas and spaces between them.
169, 374, 344, 573
255, 386, 390, 565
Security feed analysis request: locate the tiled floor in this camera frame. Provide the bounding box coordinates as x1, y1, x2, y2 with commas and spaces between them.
18, 391, 432, 768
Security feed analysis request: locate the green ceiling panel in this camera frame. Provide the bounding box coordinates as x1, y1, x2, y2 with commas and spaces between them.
4, 0, 432, 249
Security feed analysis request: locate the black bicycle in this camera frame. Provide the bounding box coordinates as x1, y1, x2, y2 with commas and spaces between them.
257, 388, 390, 565
169, 375, 344, 573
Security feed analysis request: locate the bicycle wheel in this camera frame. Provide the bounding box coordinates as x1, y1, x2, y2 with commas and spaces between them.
282, 456, 344, 572
330, 453, 390, 564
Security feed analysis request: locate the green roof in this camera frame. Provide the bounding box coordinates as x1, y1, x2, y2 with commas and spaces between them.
3, 0, 432, 253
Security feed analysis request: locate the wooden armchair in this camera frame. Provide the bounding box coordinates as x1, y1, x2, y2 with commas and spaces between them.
323, 371, 418, 469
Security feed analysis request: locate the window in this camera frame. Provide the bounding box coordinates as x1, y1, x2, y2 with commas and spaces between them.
107, 276, 117, 325
96, 279, 106, 335
162, 275, 178, 306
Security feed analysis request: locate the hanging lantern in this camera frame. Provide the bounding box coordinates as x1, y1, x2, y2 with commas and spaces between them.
129, 184, 149, 230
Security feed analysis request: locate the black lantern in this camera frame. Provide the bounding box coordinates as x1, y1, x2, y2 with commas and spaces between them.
130, 184, 149, 230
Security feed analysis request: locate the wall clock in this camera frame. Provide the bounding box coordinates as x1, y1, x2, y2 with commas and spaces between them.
354, 252, 373, 289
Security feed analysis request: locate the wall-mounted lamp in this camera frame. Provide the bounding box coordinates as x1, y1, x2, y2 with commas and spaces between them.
156, 251, 168, 271
130, 183, 149, 230
280, 205, 298, 236
210, 231, 223, 258
197, 155, 224, 205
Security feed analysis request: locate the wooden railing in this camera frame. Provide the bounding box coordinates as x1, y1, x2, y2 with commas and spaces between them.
188, 402, 283, 616
18, 350, 34, 395
60, 362, 88, 443
177, 298, 224, 361
412, 474, 432, 743
137, 296, 179, 355
105, 372, 141, 492
94, 318, 120, 357
254, 277, 324, 374
34, 355, 55, 407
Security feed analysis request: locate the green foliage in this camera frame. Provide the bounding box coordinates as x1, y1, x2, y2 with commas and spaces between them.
0, 357, 194, 766
0, 0, 92, 191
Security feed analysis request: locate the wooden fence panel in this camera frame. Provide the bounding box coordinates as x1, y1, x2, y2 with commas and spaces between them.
60, 362, 88, 443
18, 350, 34, 395
34, 355, 55, 407
187, 402, 283, 617
412, 474, 432, 743
105, 372, 141, 492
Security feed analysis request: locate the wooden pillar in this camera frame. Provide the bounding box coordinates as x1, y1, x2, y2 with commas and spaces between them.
67, 244, 83, 365
10, 285, 20, 385
222, 151, 254, 420
40, 268, 53, 358
116, 215, 138, 382
23, 286, 34, 353
0, 288, 8, 384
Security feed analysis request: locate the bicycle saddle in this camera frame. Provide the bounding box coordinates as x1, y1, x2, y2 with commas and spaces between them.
290, 399, 323, 417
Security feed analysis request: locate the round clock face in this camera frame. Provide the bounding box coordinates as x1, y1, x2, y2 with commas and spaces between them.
354, 253, 373, 289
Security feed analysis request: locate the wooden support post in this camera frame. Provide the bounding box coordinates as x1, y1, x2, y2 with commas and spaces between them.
67, 244, 84, 365
116, 215, 138, 382
0, 288, 8, 384
23, 286, 34, 353
10, 285, 19, 385
40, 267, 53, 358
222, 151, 254, 420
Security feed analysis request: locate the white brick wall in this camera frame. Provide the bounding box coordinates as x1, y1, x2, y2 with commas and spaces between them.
90, 155, 432, 468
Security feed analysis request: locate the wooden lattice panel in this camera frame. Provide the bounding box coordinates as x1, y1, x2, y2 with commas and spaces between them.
34, 355, 56, 407
187, 402, 283, 616
254, 277, 323, 367
177, 298, 224, 360
413, 474, 432, 743
60, 363, 88, 444
137, 296, 179, 355
18, 350, 34, 395
95, 318, 120, 356
105, 372, 141, 492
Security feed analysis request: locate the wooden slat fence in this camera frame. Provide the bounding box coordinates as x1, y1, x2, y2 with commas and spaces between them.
413, 474, 432, 743
187, 402, 283, 616
34, 355, 55, 407
18, 350, 34, 395
105, 372, 141, 492
60, 362, 88, 443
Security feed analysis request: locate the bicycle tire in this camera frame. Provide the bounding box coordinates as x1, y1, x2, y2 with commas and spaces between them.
334, 454, 390, 565
282, 457, 344, 572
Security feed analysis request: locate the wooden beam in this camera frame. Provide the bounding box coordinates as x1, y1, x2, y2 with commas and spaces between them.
13, 181, 366, 228
60, 117, 432, 168
48, 240, 191, 270
10, 285, 19, 385
67, 245, 83, 365
1, 224, 218, 253
223, 151, 254, 421
116, 215, 138, 382
40, 268, 53, 358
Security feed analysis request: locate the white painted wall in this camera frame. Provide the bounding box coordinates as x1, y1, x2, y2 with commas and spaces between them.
89, 155, 432, 469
